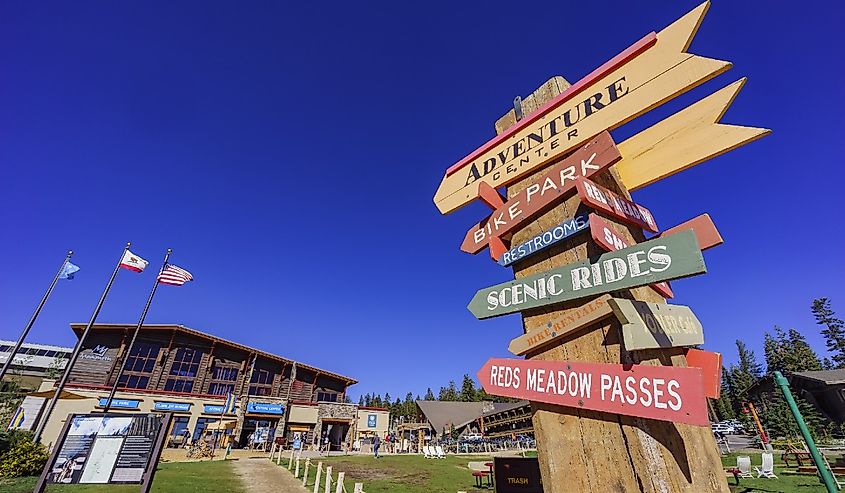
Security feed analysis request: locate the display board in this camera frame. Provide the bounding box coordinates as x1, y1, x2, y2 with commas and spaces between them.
35, 412, 171, 493
493, 457, 543, 493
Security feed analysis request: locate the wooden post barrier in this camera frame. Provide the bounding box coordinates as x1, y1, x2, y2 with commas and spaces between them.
303, 458, 311, 486
324, 466, 332, 493
288, 448, 294, 470
270, 442, 276, 458
489, 74, 729, 490
276, 445, 282, 465
294, 457, 300, 478
335, 472, 345, 493
353, 484, 364, 493
313, 463, 323, 493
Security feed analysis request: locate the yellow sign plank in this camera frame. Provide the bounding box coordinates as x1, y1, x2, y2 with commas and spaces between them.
616, 78, 771, 191
433, 2, 729, 214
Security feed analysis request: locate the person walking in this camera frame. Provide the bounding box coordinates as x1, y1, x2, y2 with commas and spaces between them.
373, 433, 381, 459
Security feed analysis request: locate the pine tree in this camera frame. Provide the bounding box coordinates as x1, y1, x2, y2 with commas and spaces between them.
763, 327, 787, 374
358, 396, 364, 406
731, 339, 763, 399
713, 367, 736, 420
439, 381, 459, 401
783, 328, 822, 372
460, 374, 477, 402
424, 388, 435, 401
812, 298, 845, 368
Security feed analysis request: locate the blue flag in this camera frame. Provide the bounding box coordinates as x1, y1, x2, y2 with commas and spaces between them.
59, 261, 80, 280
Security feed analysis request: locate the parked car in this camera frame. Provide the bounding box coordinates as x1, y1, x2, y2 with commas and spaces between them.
461, 433, 483, 442
711, 423, 735, 435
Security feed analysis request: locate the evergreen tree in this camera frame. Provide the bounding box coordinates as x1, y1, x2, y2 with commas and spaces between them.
730, 339, 763, 399
812, 298, 845, 368
358, 396, 364, 406
783, 328, 822, 372
439, 381, 459, 401
713, 367, 736, 420
384, 393, 391, 407
424, 388, 435, 401
763, 327, 787, 374
823, 358, 835, 371
459, 374, 477, 402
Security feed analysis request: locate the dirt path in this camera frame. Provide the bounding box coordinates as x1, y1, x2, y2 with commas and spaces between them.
231, 457, 310, 493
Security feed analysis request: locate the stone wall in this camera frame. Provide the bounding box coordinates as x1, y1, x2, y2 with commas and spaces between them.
313, 402, 357, 449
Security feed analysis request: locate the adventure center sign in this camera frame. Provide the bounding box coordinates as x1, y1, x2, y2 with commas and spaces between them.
433, 2, 731, 214
468, 230, 706, 319
477, 358, 708, 426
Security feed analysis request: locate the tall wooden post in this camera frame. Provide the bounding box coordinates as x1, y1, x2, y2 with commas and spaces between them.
495, 77, 728, 492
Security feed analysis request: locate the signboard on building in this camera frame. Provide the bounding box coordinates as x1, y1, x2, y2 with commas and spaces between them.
36, 413, 171, 492
96, 398, 140, 410
477, 358, 708, 426
247, 402, 285, 415
153, 401, 191, 412
609, 298, 705, 351
468, 230, 706, 319
493, 457, 543, 493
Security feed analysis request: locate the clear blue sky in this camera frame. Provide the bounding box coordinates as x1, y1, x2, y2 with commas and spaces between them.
1, 1, 842, 401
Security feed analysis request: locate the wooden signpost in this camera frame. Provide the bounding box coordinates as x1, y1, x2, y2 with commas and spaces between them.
577, 178, 658, 232
477, 358, 709, 426
468, 230, 706, 319
460, 132, 620, 257
608, 298, 705, 351
508, 295, 613, 356
498, 213, 589, 267
434, 2, 769, 491
433, 2, 731, 214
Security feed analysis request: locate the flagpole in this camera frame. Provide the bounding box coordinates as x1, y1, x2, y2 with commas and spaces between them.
33, 243, 131, 444
0, 251, 73, 383
103, 248, 171, 413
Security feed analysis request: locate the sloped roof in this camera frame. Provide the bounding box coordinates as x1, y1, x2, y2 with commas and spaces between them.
417, 400, 487, 434
793, 370, 845, 386
483, 400, 530, 418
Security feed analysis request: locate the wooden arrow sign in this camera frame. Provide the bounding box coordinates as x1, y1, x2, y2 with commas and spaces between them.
477, 358, 708, 426
433, 2, 731, 214
615, 78, 771, 192
608, 298, 705, 351
685, 348, 722, 399
589, 214, 672, 298
468, 230, 706, 319
461, 132, 619, 256
577, 178, 658, 232
499, 213, 590, 267
508, 295, 613, 356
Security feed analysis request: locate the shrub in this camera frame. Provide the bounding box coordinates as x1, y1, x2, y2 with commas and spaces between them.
0, 435, 48, 478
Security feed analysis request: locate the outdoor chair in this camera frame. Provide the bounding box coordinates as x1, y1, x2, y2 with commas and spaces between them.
422, 446, 433, 459
754, 452, 778, 479
435, 445, 446, 458
736, 456, 753, 478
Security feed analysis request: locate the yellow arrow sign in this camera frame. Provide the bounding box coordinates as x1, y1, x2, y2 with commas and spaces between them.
615, 78, 771, 191
433, 1, 730, 215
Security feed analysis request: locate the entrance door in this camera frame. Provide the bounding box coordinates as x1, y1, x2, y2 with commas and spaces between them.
323, 421, 350, 451
239, 418, 277, 449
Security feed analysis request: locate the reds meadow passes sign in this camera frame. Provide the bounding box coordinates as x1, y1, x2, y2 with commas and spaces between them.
433, 2, 731, 214
461, 132, 619, 255
467, 230, 706, 319
477, 358, 708, 426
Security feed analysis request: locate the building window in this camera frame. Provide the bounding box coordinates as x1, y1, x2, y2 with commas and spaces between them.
248, 368, 274, 396
316, 392, 338, 403
207, 365, 238, 396
118, 342, 160, 390
164, 378, 194, 393
170, 348, 202, 377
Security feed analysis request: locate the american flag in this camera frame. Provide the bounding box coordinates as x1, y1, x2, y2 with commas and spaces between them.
157, 263, 194, 286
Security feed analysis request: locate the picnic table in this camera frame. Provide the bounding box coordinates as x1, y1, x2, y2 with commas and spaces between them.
468, 461, 494, 489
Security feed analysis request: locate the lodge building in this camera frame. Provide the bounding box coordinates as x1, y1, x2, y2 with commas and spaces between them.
28, 323, 388, 450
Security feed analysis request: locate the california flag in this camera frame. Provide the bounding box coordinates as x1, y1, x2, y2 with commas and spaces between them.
120, 250, 149, 272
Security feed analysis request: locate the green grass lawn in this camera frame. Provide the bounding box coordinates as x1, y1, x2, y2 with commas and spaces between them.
0, 460, 244, 493
278, 453, 829, 493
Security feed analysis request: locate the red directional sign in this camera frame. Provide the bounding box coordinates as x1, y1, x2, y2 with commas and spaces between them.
685, 348, 722, 399
477, 358, 708, 426
576, 177, 658, 232
460, 132, 621, 257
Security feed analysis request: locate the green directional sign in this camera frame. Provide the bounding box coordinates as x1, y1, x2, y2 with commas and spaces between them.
467, 230, 705, 319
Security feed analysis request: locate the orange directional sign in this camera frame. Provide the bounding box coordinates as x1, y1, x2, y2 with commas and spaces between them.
685, 348, 722, 399
508, 295, 614, 356
477, 358, 709, 426
433, 2, 731, 214
461, 132, 619, 257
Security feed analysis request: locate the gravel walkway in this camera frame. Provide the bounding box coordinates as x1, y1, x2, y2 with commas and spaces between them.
231, 457, 310, 493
